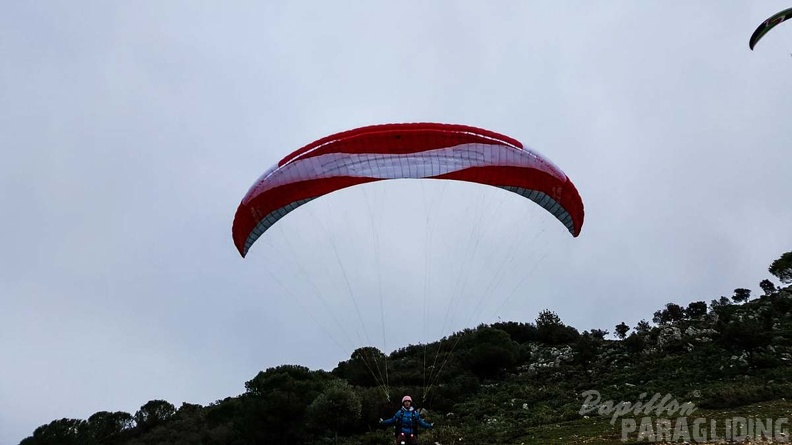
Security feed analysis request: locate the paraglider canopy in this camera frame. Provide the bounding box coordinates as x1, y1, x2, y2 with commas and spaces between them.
232, 123, 585, 258
749, 7, 792, 50
229, 123, 587, 402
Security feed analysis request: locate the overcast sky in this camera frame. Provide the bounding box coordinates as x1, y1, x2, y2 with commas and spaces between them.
2, 1, 792, 443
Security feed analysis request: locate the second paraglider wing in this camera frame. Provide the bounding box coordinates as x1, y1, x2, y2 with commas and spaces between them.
749, 7, 792, 50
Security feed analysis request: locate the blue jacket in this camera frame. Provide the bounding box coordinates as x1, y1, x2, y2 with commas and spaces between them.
381, 407, 433, 435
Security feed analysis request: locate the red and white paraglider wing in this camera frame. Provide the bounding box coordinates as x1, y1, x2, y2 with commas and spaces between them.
232, 123, 584, 257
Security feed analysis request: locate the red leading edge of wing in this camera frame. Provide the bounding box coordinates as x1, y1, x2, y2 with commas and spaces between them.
277, 122, 523, 167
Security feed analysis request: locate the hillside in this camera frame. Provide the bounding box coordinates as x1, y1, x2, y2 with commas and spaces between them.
19, 257, 792, 445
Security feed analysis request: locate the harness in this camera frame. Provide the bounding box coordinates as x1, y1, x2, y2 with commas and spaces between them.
394, 409, 419, 437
